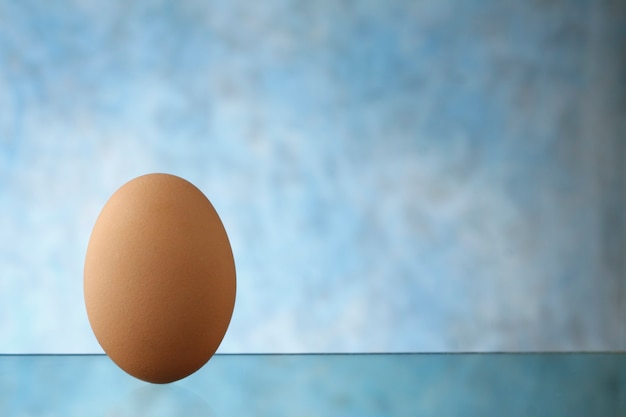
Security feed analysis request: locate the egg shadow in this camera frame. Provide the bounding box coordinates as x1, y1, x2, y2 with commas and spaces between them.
105, 383, 216, 417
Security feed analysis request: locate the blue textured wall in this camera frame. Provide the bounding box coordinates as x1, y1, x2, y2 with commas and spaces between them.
0, 0, 624, 353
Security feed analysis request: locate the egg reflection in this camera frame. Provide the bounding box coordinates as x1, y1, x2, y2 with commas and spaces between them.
106, 384, 215, 417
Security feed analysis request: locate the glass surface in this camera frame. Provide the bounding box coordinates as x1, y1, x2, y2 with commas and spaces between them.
1, 353, 624, 416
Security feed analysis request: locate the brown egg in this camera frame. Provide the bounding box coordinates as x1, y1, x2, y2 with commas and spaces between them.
84, 173, 236, 383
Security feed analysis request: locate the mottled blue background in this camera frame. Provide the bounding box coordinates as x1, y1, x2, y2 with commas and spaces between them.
0, 0, 624, 353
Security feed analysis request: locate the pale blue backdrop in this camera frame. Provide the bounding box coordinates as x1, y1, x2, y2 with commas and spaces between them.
0, 0, 624, 353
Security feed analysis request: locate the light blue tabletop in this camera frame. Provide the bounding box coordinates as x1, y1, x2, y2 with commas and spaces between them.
0, 353, 624, 416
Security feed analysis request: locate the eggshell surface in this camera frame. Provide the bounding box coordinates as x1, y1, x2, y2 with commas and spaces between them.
84, 173, 236, 383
